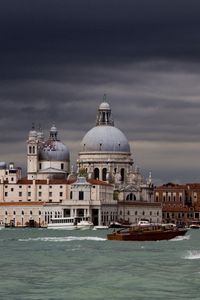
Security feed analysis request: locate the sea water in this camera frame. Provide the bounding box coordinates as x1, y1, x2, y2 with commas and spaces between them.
0, 228, 199, 300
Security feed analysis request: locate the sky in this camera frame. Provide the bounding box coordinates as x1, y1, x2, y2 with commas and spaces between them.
1, 0, 200, 185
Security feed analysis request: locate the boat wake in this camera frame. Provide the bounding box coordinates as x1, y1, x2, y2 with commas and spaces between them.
170, 234, 190, 241
184, 250, 200, 260
18, 236, 106, 242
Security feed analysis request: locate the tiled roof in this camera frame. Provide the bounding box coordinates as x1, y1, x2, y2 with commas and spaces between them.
0, 202, 45, 206
87, 179, 113, 186
17, 178, 75, 185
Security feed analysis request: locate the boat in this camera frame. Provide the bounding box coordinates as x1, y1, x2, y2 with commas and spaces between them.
109, 221, 131, 229
93, 225, 109, 230
76, 219, 94, 230
189, 222, 200, 229
107, 223, 188, 241
0, 220, 5, 229
48, 217, 93, 230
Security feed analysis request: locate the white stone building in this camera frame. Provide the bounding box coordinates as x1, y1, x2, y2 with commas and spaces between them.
0, 99, 161, 227
77, 100, 162, 224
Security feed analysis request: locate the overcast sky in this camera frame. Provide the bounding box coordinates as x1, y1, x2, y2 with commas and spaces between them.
1, 0, 200, 184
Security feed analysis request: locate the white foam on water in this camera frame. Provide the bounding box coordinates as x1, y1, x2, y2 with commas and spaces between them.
170, 234, 190, 241
183, 250, 200, 260
18, 236, 106, 242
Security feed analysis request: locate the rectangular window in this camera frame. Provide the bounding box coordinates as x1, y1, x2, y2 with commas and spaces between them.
39, 192, 42, 197
11, 188, 14, 192
79, 191, 84, 200
59, 192, 63, 197
5, 192, 8, 197
49, 192, 52, 197
19, 192, 22, 197
28, 192, 31, 196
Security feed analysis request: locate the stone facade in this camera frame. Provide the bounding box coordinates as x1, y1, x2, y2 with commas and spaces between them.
155, 183, 200, 225
0, 100, 161, 227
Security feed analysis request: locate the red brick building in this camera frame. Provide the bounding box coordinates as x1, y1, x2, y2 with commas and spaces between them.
155, 183, 200, 225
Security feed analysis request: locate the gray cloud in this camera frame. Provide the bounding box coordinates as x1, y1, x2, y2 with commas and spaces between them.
1, 0, 200, 184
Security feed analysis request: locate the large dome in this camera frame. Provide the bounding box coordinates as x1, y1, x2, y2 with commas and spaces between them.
80, 125, 130, 152
39, 140, 70, 161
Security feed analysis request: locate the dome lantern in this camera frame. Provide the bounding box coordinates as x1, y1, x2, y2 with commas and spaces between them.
96, 95, 114, 126
50, 123, 58, 140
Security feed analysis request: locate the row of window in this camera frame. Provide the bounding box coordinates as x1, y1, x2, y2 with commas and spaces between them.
4, 192, 64, 197
156, 196, 183, 202
92, 167, 125, 181
163, 212, 197, 219
120, 210, 160, 216
4, 210, 41, 215
5, 185, 64, 189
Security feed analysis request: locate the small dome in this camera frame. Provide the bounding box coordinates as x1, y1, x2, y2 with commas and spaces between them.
39, 140, 70, 161
99, 102, 110, 110
37, 130, 44, 140
80, 125, 130, 152
29, 129, 37, 138
0, 162, 6, 169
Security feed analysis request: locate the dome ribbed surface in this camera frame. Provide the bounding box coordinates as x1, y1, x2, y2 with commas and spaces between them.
39, 140, 70, 161
80, 125, 130, 152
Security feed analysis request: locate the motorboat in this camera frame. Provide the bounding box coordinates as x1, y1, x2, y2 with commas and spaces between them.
0, 220, 5, 229
76, 219, 94, 230
109, 221, 131, 229
189, 222, 200, 229
93, 225, 109, 230
107, 223, 188, 241
48, 217, 93, 230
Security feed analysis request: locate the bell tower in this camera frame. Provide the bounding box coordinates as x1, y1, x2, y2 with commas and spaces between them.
27, 124, 39, 179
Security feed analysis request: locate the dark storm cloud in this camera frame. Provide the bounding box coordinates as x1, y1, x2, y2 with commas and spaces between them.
1, 0, 200, 77
1, 0, 200, 183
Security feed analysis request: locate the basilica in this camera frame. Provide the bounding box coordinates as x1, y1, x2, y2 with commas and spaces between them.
0, 100, 161, 227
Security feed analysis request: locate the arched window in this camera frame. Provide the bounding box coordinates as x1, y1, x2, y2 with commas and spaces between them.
120, 168, 125, 182
126, 193, 136, 201
94, 168, 99, 180
29, 146, 32, 154
32, 146, 35, 154
70, 191, 73, 199
102, 168, 107, 181
79, 191, 84, 200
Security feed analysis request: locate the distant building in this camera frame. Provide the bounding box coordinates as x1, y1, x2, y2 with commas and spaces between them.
155, 182, 200, 225
0, 99, 161, 227
78, 99, 161, 224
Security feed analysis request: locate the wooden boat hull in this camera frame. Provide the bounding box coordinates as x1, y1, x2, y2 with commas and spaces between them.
107, 228, 188, 241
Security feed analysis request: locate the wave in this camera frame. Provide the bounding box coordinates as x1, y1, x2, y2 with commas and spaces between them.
18, 236, 106, 242
170, 235, 190, 241
184, 250, 200, 260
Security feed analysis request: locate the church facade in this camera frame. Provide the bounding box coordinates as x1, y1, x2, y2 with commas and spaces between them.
0, 100, 161, 227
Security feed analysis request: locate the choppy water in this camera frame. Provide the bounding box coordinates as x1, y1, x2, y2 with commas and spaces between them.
0, 228, 199, 300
